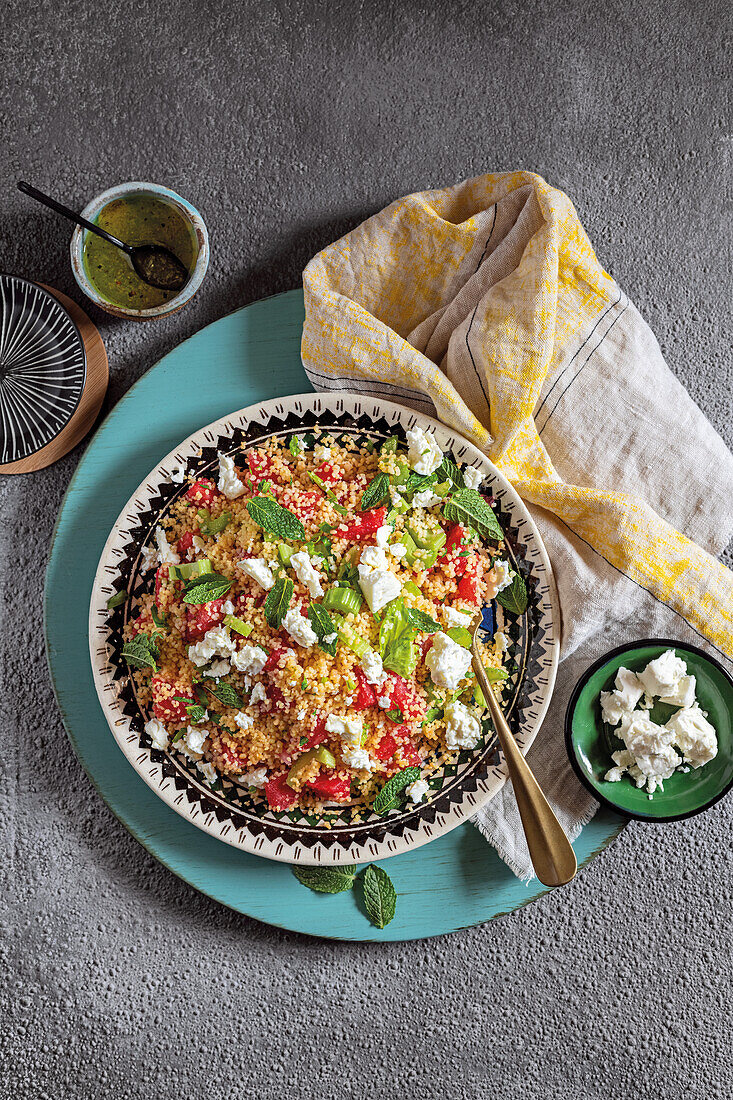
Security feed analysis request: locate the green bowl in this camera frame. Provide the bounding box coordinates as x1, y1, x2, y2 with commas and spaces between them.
565, 639, 733, 821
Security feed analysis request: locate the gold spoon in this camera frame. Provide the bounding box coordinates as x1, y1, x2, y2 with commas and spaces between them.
470, 611, 577, 887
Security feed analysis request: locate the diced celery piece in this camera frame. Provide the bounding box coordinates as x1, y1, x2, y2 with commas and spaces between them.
224, 613, 253, 637
408, 521, 446, 552
323, 586, 362, 616
278, 544, 294, 566
315, 746, 336, 768
337, 621, 370, 658
403, 580, 421, 599
170, 558, 213, 581
447, 626, 473, 649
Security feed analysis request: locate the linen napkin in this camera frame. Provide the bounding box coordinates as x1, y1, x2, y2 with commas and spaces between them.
301, 171, 733, 879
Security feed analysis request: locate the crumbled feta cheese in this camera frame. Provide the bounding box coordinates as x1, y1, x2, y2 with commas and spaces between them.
205, 658, 231, 679
361, 649, 385, 686
406, 427, 443, 476
290, 549, 324, 598
493, 630, 508, 653
375, 524, 393, 549
250, 682, 268, 706
341, 747, 373, 771
462, 466, 484, 490
600, 666, 644, 726
188, 625, 237, 667
444, 700, 482, 749
233, 712, 254, 731
443, 606, 473, 629
325, 714, 363, 748
145, 718, 169, 750
322, 632, 337, 645
638, 648, 688, 697
406, 778, 429, 803
282, 608, 318, 647
169, 463, 186, 484
313, 443, 333, 463
360, 545, 389, 571
140, 543, 158, 572
612, 713, 680, 793
237, 767, 267, 788
377, 693, 392, 709
665, 705, 718, 768
185, 725, 208, 755
155, 525, 180, 566
487, 559, 514, 594
197, 761, 218, 784
389, 485, 405, 507
222, 599, 236, 616
231, 644, 268, 677
192, 535, 206, 555
425, 631, 472, 691
217, 452, 246, 499
238, 557, 275, 590
659, 674, 697, 709
412, 489, 442, 509
389, 543, 407, 560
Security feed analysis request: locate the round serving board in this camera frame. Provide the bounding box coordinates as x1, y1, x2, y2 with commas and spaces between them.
0, 286, 108, 474
45, 288, 624, 940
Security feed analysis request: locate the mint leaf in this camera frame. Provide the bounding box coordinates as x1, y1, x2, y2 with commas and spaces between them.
202, 680, 243, 709
308, 602, 338, 656
151, 605, 167, 628
360, 473, 390, 511
496, 573, 528, 615
405, 607, 440, 633
362, 865, 397, 928
372, 766, 421, 814
292, 865, 357, 894
308, 472, 348, 515
121, 631, 159, 672
443, 488, 504, 542
264, 577, 294, 628
182, 572, 232, 604
436, 456, 465, 489
423, 705, 444, 724
247, 495, 305, 540
106, 590, 127, 609
288, 435, 303, 457
380, 436, 400, 455
197, 509, 231, 537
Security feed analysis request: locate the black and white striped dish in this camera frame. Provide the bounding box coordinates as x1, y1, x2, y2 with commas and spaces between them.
0, 275, 86, 464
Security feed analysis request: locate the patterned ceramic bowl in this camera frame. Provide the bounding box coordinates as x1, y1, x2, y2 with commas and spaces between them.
89, 393, 560, 865
0, 275, 86, 464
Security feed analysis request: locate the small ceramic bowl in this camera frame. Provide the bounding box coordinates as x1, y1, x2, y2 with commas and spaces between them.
566, 639, 733, 822
0, 274, 86, 463
70, 182, 209, 321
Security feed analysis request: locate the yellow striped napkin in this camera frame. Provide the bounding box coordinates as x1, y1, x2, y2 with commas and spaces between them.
301, 171, 733, 877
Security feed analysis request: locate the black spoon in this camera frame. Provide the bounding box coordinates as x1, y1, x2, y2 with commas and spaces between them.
18, 181, 189, 293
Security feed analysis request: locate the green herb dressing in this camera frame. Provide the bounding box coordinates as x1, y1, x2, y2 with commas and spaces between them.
82, 194, 196, 310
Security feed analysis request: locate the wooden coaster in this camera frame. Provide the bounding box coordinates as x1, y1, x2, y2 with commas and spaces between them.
0, 286, 109, 474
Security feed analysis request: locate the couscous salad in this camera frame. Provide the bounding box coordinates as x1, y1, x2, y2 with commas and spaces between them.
119, 428, 528, 815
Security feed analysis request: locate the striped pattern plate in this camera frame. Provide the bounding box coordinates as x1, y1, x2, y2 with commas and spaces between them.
0, 275, 86, 463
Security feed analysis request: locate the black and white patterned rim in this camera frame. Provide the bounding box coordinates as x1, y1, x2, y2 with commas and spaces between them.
0, 275, 86, 463
89, 394, 560, 865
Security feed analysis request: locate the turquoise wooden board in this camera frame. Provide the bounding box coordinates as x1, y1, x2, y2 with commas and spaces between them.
45, 289, 625, 941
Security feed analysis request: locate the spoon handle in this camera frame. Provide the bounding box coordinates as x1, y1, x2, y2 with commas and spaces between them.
472, 644, 577, 887
17, 181, 133, 255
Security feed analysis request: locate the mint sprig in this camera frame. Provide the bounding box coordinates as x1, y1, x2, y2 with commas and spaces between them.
292, 865, 357, 894
362, 865, 397, 928
264, 577, 294, 628
436, 456, 465, 489
121, 631, 160, 672
372, 766, 421, 814
443, 488, 504, 542
201, 680, 243, 709
247, 495, 305, 540
405, 607, 440, 633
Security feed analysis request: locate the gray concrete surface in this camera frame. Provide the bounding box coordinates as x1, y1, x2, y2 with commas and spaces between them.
2, 1, 732, 1097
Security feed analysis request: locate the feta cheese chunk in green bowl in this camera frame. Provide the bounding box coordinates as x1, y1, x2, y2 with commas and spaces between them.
565, 639, 733, 821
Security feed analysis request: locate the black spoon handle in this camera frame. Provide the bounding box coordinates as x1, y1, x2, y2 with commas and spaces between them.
17, 181, 133, 255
